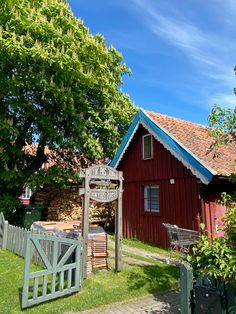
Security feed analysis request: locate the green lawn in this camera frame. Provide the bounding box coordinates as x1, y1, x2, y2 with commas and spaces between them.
0, 249, 179, 314
110, 235, 170, 256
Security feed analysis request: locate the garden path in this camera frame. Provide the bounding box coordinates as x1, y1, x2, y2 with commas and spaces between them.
107, 235, 180, 266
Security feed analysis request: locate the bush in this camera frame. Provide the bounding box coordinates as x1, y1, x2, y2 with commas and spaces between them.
186, 197, 236, 284
0, 194, 25, 226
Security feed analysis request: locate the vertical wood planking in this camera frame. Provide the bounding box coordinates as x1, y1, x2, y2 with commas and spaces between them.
67, 268, 72, 289
115, 171, 123, 272
82, 168, 90, 279
118, 125, 202, 248
60, 271, 64, 291
51, 239, 58, 294
22, 231, 32, 309
33, 277, 39, 300
22, 233, 83, 308
42, 275, 48, 297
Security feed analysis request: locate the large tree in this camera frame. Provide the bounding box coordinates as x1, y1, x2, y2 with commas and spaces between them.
0, 0, 136, 198
209, 66, 236, 142
208, 67, 236, 181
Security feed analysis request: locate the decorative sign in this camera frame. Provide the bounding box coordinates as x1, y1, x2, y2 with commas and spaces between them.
90, 189, 118, 203
88, 165, 119, 180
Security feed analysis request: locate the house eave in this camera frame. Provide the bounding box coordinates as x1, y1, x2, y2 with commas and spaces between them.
111, 109, 215, 185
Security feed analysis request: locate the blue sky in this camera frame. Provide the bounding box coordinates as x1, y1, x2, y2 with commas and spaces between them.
68, 0, 236, 125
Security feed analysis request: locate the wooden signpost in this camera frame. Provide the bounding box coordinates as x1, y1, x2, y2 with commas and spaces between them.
80, 165, 123, 278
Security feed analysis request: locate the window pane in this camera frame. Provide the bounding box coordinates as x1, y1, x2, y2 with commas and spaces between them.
143, 135, 153, 159
144, 186, 160, 212
22, 187, 32, 199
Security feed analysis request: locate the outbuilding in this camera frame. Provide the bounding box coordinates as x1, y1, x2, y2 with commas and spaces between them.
111, 109, 236, 248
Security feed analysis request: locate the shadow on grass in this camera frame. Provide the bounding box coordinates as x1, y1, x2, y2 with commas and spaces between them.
127, 264, 180, 313
127, 264, 179, 294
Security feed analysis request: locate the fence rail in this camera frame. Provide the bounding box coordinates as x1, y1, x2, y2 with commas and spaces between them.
0, 213, 58, 261
0, 212, 28, 257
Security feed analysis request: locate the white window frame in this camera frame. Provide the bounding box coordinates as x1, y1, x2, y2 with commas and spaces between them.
144, 185, 160, 213
142, 134, 153, 160
22, 186, 32, 200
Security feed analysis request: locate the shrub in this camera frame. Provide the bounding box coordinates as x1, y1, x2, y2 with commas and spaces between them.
0, 194, 24, 225
186, 196, 236, 284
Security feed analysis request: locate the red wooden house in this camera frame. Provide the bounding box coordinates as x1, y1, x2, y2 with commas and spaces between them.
111, 109, 236, 248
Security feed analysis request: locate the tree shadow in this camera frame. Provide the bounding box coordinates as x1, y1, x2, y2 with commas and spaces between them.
127, 264, 180, 313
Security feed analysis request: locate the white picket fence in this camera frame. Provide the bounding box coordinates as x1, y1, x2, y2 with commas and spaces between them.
0, 212, 72, 266
0, 212, 28, 257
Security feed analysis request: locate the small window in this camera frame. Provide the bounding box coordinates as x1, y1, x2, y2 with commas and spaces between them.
142, 134, 153, 160
144, 185, 160, 213
22, 187, 32, 199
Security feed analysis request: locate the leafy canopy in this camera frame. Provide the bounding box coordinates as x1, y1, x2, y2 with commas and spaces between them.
0, 0, 137, 196
208, 66, 236, 145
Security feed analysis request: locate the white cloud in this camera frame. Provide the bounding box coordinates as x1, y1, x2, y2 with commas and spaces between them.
209, 93, 236, 109
127, 0, 236, 108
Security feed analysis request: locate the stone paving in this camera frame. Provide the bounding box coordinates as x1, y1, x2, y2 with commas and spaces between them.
76, 290, 180, 314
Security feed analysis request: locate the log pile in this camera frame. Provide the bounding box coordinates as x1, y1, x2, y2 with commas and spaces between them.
31, 187, 115, 228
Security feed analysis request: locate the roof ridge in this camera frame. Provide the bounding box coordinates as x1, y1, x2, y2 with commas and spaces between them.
144, 109, 211, 129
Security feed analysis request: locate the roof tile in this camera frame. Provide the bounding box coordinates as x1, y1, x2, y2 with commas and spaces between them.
145, 110, 236, 177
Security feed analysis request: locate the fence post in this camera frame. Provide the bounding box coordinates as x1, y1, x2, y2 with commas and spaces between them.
2, 218, 9, 249
180, 263, 193, 314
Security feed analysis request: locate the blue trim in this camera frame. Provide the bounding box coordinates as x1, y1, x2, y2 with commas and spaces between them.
111, 109, 214, 183
110, 112, 141, 168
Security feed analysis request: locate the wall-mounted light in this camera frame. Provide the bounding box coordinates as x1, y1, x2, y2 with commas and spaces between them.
170, 179, 175, 184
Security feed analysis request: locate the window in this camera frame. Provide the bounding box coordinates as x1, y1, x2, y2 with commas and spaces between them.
142, 134, 153, 160
144, 185, 160, 213
22, 187, 32, 199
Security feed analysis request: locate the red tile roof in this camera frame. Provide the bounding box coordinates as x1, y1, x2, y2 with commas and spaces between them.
145, 110, 236, 177
23, 144, 91, 171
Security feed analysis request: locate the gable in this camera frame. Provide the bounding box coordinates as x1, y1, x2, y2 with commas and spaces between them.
118, 124, 195, 182
111, 110, 215, 184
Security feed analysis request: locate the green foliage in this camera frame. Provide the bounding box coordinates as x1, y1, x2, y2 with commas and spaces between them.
186, 231, 236, 281
208, 63, 235, 152
0, 193, 23, 223
0, 0, 137, 197
220, 191, 236, 207
28, 165, 82, 189
223, 204, 236, 246
187, 200, 236, 282
209, 105, 236, 146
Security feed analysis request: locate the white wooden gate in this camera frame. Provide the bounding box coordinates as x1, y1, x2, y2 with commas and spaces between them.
22, 232, 83, 308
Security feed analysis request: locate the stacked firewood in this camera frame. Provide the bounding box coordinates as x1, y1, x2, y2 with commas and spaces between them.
31, 187, 115, 228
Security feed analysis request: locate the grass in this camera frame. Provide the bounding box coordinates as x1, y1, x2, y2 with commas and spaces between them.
122, 250, 160, 264
0, 249, 179, 314
110, 235, 170, 256
108, 245, 162, 264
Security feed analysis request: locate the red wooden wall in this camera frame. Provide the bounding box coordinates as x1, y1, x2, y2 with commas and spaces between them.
118, 125, 201, 248
202, 181, 234, 239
